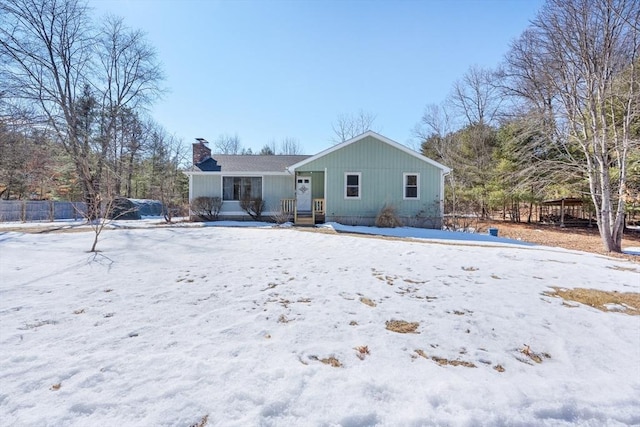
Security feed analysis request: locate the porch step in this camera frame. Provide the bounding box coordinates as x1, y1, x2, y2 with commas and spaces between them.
295, 215, 315, 226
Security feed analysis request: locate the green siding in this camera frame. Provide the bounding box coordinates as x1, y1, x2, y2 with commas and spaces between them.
191, 174, 293, 215
296, 136, 443, 225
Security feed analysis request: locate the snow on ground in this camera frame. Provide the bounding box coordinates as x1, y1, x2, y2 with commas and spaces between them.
1, 223, 639, 426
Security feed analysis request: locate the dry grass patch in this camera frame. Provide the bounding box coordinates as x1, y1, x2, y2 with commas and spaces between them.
544, 287, 640, 315
50, 383, 61, 391
309, 355, 342, 367
413, 349, 475, 367
355, 345, 370, 360
431, 356, 477, 368
385, 320, 420, 334
360, 297, 376, 307
414, 349, 428, 359
493, 364, 505, 372
189, 414, 209, 427
518, 345, 551, 364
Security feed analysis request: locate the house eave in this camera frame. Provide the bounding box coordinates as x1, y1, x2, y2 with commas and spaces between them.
183, 170, 293, 176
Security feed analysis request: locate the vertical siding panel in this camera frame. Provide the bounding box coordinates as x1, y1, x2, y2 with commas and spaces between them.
296, 136, 445, 225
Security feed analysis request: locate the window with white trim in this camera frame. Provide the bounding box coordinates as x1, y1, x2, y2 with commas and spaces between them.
404, 173, 419, 199
345, 172, 361, 199
222, 177, 262, 200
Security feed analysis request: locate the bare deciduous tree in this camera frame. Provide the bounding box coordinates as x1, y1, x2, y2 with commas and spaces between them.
331, 109, 378, 143
279, 137, 303, 155
214, 133, 242, 154
0, 0, 163, 222
504, 0, 640, 252
449, 66, 504, 127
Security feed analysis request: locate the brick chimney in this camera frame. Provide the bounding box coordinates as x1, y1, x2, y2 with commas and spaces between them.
193, 138, 211, 165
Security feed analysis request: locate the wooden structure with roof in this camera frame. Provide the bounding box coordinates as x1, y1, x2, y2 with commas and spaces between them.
539, 197, 593, 227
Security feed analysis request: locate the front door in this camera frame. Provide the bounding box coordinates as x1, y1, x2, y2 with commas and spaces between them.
296, 176, 312, 212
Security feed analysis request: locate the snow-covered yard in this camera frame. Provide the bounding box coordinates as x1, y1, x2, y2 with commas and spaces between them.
1, 223, 639, 426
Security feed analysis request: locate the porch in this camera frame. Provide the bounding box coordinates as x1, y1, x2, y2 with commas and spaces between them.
281, 198, 325, 226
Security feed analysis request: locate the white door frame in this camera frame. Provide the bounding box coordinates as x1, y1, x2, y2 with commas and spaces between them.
296, 175, 312, 212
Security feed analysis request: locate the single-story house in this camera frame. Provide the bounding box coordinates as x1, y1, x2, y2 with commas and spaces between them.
184, 131, 451, 227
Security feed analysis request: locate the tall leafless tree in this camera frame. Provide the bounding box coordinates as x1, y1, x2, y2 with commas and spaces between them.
449, 66, 504, 127
213, 133, 242, 154
331, 109, 378, 143
0, 0, 163, 221
279, 137, 303, 155
504, 0, 639, 252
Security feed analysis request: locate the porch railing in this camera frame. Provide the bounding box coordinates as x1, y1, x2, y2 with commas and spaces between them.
281, 198, 325, 224
313, 198, 325, 215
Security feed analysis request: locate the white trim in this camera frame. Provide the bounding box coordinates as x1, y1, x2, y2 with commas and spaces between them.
324, 167, 328, 213
344, 172, 361, 200
440, 170, 447, 219
216, 211, 281, 216
287, 131, 451, 173
403, 172, 420, 200
184, 170, 290, 177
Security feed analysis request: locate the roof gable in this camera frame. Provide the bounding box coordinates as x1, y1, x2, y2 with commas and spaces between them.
288, 131, 451, 173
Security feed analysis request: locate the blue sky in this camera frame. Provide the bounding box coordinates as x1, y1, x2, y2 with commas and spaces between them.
90, 0, 543, 154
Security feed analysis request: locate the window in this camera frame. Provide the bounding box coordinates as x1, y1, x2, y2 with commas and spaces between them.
345, 172, 361, 199
404, 173, 419, 199
222, 177, 262, 200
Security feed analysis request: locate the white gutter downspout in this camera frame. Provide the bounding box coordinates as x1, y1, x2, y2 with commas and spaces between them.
441, 169, 451, 227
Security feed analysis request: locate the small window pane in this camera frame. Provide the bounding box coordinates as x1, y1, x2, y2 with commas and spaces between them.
405, 174, 418, 199
347, 186, 359, 197
347, 175, 359, 186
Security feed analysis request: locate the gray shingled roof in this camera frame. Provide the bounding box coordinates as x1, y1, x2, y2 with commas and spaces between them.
193, 155, 311, 172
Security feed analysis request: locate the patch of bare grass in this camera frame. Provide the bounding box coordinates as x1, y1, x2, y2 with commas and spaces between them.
413, 349, 475, 367
360, 297, 376, 307
309, 355, 342, 367
544, 287, 640, 315
354, 345, 370, 360
189, 414, 209, 427
385, 320, 419, 334
431, 356, 477, 368
414, 349, 428, 359
517, 345, 551, 364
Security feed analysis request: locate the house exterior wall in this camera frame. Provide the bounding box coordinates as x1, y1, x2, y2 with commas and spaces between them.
190, 173, 293, 217
295, 136, 444, 227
